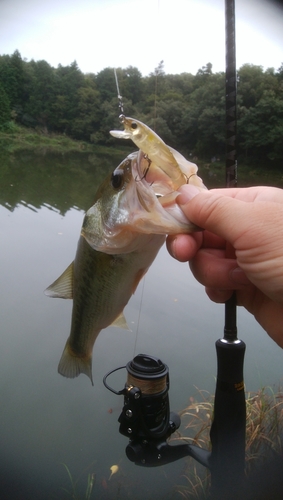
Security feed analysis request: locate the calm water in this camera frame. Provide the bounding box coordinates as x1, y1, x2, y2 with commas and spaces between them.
1, 149, 283, 499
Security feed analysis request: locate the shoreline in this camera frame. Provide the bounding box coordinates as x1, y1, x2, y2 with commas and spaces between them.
1, 124, 282, 189
0, 123, 130, 155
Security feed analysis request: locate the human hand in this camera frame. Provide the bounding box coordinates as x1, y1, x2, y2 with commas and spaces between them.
166, 185, 283, 346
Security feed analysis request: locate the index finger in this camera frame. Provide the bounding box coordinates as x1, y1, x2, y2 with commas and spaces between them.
166, 229, 226, 262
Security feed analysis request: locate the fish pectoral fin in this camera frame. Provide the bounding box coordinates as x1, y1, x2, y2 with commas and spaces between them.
44, 262, 74, 299
58, 340, 94, 386
110, 311, 131, 331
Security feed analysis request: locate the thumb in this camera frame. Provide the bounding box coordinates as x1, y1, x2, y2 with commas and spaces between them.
177, 186, 254, 245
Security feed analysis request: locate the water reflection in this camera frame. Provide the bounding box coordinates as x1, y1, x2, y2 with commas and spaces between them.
1, 149, 283, 499
0, 149, 125, 214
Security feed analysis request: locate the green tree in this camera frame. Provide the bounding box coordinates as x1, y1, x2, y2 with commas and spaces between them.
0, 51, 282, 163
0, 82, 11, 126
54, 61, 85, 135
23, 59, 56, 128
277, 63, 283, 81
0, 50, 24, 111
121, 66, 144, 106
179, 71, 225, 155
194, 62, 213, 88
157, 100, 185, 146
237, 64, 266, 108
71, 86, 102, 140
90, 98, 121, 144
95, 67, 118, 101
51, 94, 70, 132
143, 61, 166, 105
162, 73, 194, 100
238, 91, 283, 162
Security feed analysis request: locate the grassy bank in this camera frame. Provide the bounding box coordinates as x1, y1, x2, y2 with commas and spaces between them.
172, 386, 283, 499
0, 123, 130, 155
0, 123, 93, 153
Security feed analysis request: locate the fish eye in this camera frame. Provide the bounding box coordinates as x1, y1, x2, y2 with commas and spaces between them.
131, 122, 138, 130
111, 170, 124, 189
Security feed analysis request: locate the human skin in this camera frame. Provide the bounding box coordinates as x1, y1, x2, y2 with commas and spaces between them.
166, 185, 283, 347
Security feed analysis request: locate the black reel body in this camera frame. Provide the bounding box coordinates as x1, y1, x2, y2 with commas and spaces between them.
118, 354, 179, 441
103, 354, 210, 468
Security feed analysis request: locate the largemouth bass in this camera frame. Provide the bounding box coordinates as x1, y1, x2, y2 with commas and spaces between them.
110, 115, 206, 192
45, 150, 203, 385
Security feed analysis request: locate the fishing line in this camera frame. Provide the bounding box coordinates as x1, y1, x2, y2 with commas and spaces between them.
114, 68, 124, 116
153, 0, 162, 131
132, 276, 146, 357
113, 68, 146, 357
154, 71, 158, 131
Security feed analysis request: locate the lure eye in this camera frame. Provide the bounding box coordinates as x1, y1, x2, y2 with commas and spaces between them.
111, 170, 124, 189
131, 122, 138, 130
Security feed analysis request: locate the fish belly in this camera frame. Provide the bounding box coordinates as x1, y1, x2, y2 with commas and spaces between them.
58, 234, 164, 384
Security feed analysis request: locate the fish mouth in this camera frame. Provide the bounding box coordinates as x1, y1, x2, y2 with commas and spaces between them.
134, 149, 190, 214
110, 129, 131, 140
135, 149, 180, 198
125, 150, 184, 230
128, 150, 202, 234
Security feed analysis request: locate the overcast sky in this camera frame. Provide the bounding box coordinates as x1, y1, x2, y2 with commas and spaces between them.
1, 0, 283, 76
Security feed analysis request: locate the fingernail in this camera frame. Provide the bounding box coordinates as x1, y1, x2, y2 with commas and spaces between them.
177, 185, 200, 205
230, 267, 250, 285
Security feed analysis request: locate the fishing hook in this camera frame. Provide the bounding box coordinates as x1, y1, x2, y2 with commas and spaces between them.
186, 173, 197, 184
135, 154, 152, 182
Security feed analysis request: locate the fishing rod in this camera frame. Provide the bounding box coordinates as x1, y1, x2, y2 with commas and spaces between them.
209, 0, 246, 497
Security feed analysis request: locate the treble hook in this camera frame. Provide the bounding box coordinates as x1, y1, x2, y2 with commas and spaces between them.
135, 154, 152, 182
186, 173, 197, 184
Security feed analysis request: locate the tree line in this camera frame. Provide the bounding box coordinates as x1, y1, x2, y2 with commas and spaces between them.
0, 50, 283, 164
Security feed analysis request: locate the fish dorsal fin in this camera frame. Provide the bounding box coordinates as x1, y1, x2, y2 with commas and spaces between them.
111, 311, 130, 331
44, 262, 74, 299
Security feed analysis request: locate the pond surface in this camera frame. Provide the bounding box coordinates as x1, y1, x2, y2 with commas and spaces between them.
1, 149, 283, 499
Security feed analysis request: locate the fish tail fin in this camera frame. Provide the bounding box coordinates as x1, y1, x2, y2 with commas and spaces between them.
58, 341, 93, 386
